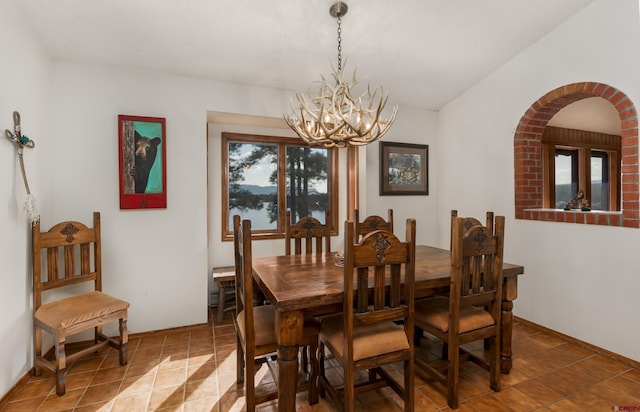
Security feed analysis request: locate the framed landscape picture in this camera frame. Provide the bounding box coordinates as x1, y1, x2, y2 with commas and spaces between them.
118, 115, 167, 209
379, 142, 428, 196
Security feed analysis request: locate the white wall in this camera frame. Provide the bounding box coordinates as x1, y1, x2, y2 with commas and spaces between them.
0, 0, 50, 398
364, 106, 440, 246
437, 0, 640, 361
45, 60, 316, 336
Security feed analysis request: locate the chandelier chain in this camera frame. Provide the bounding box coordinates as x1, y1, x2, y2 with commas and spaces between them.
336, 17, 342, 73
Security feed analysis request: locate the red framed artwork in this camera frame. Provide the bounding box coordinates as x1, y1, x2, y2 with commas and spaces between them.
118, 115, 167, 209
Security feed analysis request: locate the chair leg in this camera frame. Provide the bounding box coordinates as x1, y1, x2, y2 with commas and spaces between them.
414, 326, 423, 347
33, 327, 42, 377
405, 357, 414, 412
446, 342, 460, 410
307, 340, 319, 404
245, 349, 256, 412
217, 285, 226, 324
489, 335, 501, 392
318, 342, 326, 398
119, 317, 129, 366
54, 336, 67, 396
236, 335, 245, 385
344, 363, 355, 412
301, 346, 309, 373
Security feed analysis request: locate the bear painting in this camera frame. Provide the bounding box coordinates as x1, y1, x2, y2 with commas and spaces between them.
132, 131, 162, 194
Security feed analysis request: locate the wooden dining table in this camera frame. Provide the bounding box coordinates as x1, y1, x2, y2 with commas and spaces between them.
252, 245, 524, 412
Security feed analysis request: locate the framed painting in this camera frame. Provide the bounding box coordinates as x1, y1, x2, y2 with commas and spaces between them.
118, 115, 167, 209
379, 142, 428, 196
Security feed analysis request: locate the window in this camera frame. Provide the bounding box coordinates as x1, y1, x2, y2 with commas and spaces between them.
221, 132, 338, 240
543, 126, 620, 211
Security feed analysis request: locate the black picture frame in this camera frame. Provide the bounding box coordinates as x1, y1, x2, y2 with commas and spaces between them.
379, 142, 428, 196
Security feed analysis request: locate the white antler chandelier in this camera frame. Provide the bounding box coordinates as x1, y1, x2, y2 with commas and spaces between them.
284, 1, 397, 148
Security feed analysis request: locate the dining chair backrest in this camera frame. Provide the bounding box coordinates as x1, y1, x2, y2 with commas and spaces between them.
285, 209, 331, 255
449, 209, 495, 250
353, 208, 394, 242
233, 215, 254, 347
344, 218, 416, 357
450, 215, 505, 322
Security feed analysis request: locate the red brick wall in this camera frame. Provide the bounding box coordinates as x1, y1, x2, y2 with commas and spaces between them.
514, 82, 639, 228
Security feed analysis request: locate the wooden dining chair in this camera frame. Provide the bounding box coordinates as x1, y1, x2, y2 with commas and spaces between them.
414, 215, 505, 409
283, 209, 330, 373
353, 208, 394, 242
233, 215, 319, 410
32, 212, 129, 396
284, 209, 331, 255
318, 219, 416, 412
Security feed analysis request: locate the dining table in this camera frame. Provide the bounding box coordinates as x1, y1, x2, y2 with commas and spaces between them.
252, 244, 524, 412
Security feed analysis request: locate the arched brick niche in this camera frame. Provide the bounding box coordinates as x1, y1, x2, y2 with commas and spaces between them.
514, 82, 639, 228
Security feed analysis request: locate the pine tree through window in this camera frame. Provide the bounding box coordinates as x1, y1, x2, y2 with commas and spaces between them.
221, 132, 338, 241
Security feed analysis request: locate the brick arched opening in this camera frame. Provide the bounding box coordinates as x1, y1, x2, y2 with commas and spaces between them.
514, 82, 639, 227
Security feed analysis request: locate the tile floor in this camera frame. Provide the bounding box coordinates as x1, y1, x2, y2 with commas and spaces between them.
2, 308, 640, 411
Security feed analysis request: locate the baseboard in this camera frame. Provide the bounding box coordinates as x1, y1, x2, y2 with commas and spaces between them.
514, 316, 640, 369
0, 368, 33, 409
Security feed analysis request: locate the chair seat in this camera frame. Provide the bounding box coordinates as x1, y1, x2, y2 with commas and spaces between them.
415, 297, 495, 334
236, 305, 277, 346
320, 314, 409, 362
34, 291, 130, 330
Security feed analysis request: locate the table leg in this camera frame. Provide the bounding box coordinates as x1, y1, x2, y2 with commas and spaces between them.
275, 310, 303, 412
501, 276, 518, 374
500, 300, 513, 373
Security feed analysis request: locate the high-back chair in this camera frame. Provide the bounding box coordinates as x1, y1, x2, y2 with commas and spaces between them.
318, 219, 416, 412
283, 209, 330, 373
284, 209, 331, 255
415, 215, 505, 409
233, 216, 319, 410
353, 208, 394, 242
32, 212, 129, 396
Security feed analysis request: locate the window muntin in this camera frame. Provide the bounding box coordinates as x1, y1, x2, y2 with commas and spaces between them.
222, 132, 338, 240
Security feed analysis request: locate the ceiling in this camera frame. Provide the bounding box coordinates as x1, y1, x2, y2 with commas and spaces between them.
12, 0, 595, 110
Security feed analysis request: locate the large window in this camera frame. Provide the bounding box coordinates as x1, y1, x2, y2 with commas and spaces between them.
221, 132, 338, 240
543, 126, 620, 211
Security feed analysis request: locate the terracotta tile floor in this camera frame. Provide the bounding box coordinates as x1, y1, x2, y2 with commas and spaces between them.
2, 309, 640, 411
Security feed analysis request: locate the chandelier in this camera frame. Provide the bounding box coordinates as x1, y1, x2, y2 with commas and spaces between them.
284, 1, 397, 148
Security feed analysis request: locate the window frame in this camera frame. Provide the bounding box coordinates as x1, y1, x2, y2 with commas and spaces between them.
542, 126, 621, 211
221, 132, 339, 241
